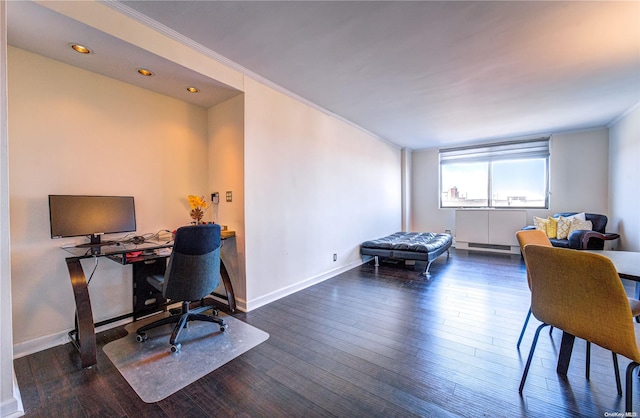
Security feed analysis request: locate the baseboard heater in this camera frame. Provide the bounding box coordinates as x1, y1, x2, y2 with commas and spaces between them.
455, 209, 527, 254
468, 242, 511, 251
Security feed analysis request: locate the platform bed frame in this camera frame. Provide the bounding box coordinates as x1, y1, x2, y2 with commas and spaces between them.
360, 232, 453, 276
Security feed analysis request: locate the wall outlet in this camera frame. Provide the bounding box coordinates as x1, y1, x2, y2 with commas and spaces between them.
333, 253, 337, 262
226, 191, 232, 202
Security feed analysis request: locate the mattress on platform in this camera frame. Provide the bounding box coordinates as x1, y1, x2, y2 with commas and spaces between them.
360, 232, 452, 262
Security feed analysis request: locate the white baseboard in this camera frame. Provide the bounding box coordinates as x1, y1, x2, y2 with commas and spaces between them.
245, 259, 363, 311
12, 330, 70, 359
13, 318, 132, 359
455, 241, 520, 255
204, 294, 248, 313
0, 371, 24, 418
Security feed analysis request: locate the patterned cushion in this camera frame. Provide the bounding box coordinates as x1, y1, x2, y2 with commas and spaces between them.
557, 216, 572, 239
534, 216, 558, 238
569, 218, 593, 236
534, 216, 548, 233
546, 217, 558, 239
557, 213, 586, 239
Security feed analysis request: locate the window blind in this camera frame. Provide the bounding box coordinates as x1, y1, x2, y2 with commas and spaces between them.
439, 137, 550, 164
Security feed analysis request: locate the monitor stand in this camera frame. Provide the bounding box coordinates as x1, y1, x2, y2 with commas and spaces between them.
75, 234, 116, 248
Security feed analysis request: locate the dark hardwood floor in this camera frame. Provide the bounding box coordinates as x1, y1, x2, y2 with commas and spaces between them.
14, 249, 640, 417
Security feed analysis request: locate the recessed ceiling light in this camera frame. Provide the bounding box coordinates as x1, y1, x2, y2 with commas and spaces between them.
70, 43, 92, 54
137, 68, 154, 77
186, 87, 199, 93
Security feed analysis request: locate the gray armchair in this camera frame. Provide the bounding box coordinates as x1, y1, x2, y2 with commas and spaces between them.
136, 224, 228, 353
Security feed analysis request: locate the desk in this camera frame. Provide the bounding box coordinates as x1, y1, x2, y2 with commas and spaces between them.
64, 232, 237, 368
556, 250, 640, 375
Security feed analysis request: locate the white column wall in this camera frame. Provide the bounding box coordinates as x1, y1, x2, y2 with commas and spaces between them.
208, 95, 247, 308
1, 1, 23, 416
609, 104, 640, 251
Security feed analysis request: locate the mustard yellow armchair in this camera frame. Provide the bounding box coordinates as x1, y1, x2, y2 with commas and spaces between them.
519, 245, 640, 413
515, 230, 552, 348
516, 230, 640, 373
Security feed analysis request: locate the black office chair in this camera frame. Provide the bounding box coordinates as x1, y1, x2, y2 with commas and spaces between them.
136, 224, 227, 353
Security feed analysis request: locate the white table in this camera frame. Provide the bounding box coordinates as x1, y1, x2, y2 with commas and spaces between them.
586, 250, 640, 281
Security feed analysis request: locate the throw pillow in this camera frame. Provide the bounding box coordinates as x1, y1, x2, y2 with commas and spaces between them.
533, 216, 558, 238
546, 216, 558, 238
533, 216, 548, 233
557, 212, 587, 239
557, 216, 574, 239
574, 212, 587, 221
568, 218, 593, 236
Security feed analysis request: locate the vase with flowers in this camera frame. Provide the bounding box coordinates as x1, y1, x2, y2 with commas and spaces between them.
188, 194, 209, 224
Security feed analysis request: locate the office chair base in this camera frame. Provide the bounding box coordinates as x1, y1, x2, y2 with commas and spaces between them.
136, 300, 227, 353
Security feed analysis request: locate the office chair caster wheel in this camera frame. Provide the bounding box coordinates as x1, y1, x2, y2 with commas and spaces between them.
170, 343, 181, 353
136, 333, 147, 342
220, 324, 228, 332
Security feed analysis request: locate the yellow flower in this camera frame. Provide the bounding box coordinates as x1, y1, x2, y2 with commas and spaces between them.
187, 195, 208, 222
188, 195, 207, 210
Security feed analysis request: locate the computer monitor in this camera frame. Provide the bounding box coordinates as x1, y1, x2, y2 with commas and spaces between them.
48, 195, 137, 247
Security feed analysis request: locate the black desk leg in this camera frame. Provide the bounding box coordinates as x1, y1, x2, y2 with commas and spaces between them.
205, 259, 237, 312
557, 331, 576, 375
66, 258, 97, 368
219, 260, 236, 312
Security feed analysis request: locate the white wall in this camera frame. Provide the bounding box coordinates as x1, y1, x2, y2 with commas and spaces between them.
411, 148, 452, 234
547, 129, 609, 217
411, 128, 611, 237
208, 94, 247, 308
401, 148, 412, 231
8, 47, 210, 355
243, 77, 401, 309
609, 104, 640, 251
1, 2, 24, 416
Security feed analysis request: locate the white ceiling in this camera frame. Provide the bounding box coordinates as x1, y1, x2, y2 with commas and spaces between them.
7, 1, 640, 150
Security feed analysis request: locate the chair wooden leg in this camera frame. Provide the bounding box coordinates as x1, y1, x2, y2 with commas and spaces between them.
613, 352, 622, 396
517, 308, 532, 349
625, 361, 640, 413
519, 323, 550, 394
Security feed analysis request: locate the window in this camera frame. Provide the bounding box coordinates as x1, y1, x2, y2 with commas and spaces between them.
440, 138, 549, 208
